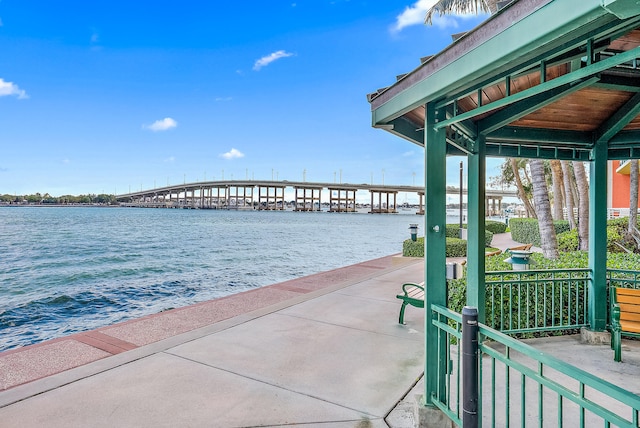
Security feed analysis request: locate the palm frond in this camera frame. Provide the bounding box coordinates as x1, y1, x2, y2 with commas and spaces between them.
425, 0, 495, 25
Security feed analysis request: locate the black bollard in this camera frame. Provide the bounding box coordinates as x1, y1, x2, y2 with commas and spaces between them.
462, 306, 479, 428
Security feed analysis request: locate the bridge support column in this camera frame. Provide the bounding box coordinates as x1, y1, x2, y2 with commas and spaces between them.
258, 185, 285, 210
328, 187, 357, 212
295, 186, 322, 211
369, 189, 398, 213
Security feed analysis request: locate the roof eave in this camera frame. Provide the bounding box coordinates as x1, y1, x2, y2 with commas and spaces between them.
370, 0, 624, 128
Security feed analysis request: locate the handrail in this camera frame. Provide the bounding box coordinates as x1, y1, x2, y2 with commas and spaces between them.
430, 303, 640, 427
484, 268, 591, 334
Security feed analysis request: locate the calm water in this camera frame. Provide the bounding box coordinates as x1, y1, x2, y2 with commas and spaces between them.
0, 206, 422, 351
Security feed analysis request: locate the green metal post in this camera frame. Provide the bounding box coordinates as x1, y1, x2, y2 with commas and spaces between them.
467, 136, 486, 322
424, 102, 448, 405
589, 140, 608, 331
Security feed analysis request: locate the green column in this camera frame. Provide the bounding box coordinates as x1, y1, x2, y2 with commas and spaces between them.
423, 102, 448, 405
589, 141, 608, 331
467, 136, 486, 322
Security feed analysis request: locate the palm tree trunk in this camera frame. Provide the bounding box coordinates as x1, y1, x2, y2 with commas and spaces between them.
550, 160, 564, 220
510, 158, 536, 218
561, 161, 577, 230
629, 160, 638, 238
530, 159, 559, 259
573, 161, 590, 251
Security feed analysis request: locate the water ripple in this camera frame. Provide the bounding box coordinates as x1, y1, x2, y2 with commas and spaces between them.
0, 207, 416, 351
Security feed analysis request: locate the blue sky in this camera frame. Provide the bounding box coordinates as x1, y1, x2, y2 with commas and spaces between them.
0, 0, 500, 198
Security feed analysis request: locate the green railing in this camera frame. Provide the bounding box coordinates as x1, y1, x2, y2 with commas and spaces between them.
607, 269, 640, 290
484, 269, 590, 334
431, 303, 640, 427
431, 305, 464, 426
606, 269, 640, 328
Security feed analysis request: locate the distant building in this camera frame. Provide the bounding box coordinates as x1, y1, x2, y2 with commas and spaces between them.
610, 160, 638, 216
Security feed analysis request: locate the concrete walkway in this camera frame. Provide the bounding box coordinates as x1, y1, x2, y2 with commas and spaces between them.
4, 234, 635, 427
0, 255, 427, 427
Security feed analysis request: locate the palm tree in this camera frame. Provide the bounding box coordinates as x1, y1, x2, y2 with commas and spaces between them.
530, 159, 559, 258
560, 161, 577, 230
425, 0, 500, 24
573, 162, 590, 250
510, 158, 536, 218
550, 160, 564, 220
628, 160, 639, 249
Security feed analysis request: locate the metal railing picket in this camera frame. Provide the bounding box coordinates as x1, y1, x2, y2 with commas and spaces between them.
430, 303, 640, 427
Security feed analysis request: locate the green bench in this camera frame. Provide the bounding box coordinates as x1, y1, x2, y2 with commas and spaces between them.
611, 287, 640, 362
396, 282, 424, 325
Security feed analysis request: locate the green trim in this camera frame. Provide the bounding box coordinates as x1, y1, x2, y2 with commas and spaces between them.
589, 141, 608, 331
424, 102, 448, 406
385, 117, 424, 146
371, 0, 618, 125
466, 138, 486, 322
595, 92, 640, 143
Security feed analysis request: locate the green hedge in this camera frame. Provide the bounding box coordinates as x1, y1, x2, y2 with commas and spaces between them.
446, 237, 466, 257
403, 237, 424, 257
485, 230, 494, 247
446, 221, 506, 236
402, 237, 468, 257
556, 217, 638, 253
447, 251, 640, 336
485, 220, 508, 234
445, 224, 463, 238
509, 218, 570, 246
403, 232, 493, 258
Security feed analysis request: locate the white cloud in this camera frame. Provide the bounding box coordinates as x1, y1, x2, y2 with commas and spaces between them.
253, 50, 294, 71
144, 117, 177, 132
215, 96, 233, 102
0, 78, 28, 99
164, 156, 175, 163
392, 0, 482, 32
62, 158, 71, 164
220, 148, 245, 160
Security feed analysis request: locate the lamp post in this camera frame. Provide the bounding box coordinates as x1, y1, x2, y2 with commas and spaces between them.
409, 223, 419, 242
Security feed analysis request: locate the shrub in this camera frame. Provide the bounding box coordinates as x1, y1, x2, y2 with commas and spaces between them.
557, 229, 578, 252
445, 224, 463, 238
556, 220, 632, 253
446, 237, 467, 257
485, 220, 508, 234
402, 237, 424, 257
509, 218, 540, 245
509, 218, 571, 246
485, 229, 494, 247
554, 220, 571, 235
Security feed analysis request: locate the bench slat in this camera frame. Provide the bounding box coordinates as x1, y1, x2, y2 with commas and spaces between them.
616, 288, 640, 298
612, 287, 640, 361
619, 321, 640, 334
617, 302, 640, 315
620, 311, 640, 322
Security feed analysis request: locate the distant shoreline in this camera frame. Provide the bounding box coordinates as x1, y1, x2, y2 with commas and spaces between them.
0, 203, 118, 208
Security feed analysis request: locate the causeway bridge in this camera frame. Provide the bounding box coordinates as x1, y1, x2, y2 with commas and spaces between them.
116, 180, 517, 215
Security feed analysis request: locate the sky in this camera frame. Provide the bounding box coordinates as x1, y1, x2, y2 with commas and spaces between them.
0, 0, 503, 199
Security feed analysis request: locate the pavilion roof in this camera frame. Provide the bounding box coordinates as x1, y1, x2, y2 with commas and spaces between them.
368, 0, 640, 161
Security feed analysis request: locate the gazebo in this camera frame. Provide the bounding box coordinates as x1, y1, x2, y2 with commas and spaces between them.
368, 0, 640, 426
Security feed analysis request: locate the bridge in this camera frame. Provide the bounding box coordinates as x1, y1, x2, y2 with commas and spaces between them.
116, 180, 517, 215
